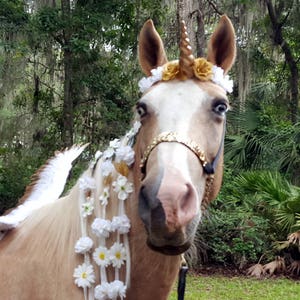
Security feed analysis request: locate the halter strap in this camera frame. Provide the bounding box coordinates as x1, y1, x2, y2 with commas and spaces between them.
140, 132, 208, 174
140, 118, 226, 176
202, 117, 226, 174
139, 120, 226, 210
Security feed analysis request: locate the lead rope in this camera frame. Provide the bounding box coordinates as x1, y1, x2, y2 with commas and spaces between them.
177, 254, 188, 300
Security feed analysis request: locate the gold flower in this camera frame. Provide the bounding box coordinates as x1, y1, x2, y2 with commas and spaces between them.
193, 58, 213, 81
162, 61, 180, 81
114, 161, 129, 177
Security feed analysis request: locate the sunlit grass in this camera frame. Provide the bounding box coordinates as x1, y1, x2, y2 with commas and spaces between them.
169, 274, 300, 300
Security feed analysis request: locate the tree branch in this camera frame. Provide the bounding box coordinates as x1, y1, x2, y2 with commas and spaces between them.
265, 0, 299, 124
39, 80, 63, 98
207, 0, 223, 16
27, 58, 62, 73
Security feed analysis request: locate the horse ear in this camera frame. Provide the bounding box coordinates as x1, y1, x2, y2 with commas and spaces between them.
207, 15, 236, 74
139, 19, 168, 76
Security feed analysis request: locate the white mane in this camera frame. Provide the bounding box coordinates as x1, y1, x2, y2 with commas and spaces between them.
0, 144, 88, 238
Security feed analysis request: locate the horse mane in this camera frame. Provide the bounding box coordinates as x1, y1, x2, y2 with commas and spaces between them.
0, 144, 88, 236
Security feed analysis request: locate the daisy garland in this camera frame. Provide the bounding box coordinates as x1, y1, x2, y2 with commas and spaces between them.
138, 59, 234, 94
74, 122, 141, 300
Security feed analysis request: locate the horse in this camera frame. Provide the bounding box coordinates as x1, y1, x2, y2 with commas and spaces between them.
0, 15, 236, 300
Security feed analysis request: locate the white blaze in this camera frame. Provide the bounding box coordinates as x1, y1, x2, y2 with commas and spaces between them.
143, 80, 207, 179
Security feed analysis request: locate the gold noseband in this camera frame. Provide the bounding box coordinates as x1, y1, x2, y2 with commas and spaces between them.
139, 131, 219, 211
140, 132, 210, 173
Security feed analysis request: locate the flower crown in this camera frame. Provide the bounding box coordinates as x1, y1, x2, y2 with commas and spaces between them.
138, 58, 233, 94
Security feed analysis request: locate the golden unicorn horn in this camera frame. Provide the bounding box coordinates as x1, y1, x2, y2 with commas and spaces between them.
179, 20, 194, 80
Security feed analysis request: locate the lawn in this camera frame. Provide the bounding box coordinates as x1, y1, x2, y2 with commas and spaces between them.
168, 274, 300, 300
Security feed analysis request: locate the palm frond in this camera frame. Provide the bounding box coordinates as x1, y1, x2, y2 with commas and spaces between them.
234, 171, 300, 235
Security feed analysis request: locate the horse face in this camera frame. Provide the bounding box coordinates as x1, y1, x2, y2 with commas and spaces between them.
137, 80, 228, 255
136, 17, 236, 255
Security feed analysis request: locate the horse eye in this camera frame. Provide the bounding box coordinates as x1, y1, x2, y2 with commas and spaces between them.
136, 102, 147, 118
213, 101, 228, 116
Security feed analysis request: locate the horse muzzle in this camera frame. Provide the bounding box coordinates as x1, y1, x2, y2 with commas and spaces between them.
138, 169, 200, 255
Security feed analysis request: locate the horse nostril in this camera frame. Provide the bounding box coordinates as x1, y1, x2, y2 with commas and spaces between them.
138, 185, 166, 231
178, 183, 198, 226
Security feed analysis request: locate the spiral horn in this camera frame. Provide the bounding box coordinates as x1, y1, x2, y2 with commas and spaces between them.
178, 20, 194, 80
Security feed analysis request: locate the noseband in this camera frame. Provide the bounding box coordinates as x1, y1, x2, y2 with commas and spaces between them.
140, 119, 226, 210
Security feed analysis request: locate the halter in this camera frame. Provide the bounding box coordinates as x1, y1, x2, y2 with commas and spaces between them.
140, 117, 226, 210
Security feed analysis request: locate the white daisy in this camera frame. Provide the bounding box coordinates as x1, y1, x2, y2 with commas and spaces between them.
109, 138, 121, 149
212, 65, 233, 93
110, 242, 127, 268
103, 147, 115, 159
115, 146, 135, 166
91, 218, 112, 238
99, 187, 110, 206
100, 160, 115, 177
73, 263, 95, 288
94, 150, 102, 160
108, 280, 127, 299
138, 76, 153, 93
93, 246, 110, 267
81, 201, 94, 217
94, 282, 110, 300
138, 66, 163, 93
74, 236, 93, 254
79, 176, 96, 191
112, 175, 133, 201
126, 121, 141, 140
111, 215, 131, 234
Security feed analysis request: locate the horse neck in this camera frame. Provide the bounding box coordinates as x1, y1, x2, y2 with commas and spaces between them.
0, 183, 83, 276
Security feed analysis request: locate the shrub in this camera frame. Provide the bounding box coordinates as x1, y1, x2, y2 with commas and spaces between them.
197, 208, 273, 268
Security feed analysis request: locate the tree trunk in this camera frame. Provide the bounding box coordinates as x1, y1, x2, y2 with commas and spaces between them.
237, 4, 253, 113
265, 0, 299, 124
176, 0, 206, 57
61, 0, 73, 147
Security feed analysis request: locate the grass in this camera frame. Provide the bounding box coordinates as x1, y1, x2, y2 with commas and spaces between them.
168, 274, 300, 300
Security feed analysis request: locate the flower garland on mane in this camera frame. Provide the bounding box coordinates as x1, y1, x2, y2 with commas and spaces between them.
138, 58, 233, 94
73, 121, 141, 300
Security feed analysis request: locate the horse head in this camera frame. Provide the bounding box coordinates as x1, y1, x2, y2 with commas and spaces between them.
135, 16, 236, 255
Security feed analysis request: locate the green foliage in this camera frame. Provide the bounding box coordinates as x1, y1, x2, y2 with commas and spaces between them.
235, 171, 300, 235
0, 148, 44, 215
0, 0, 167, 212
226, 98, 300, 184
198, 165, 300, 268
198, 203, 272, 267
0, 0, 28, 27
